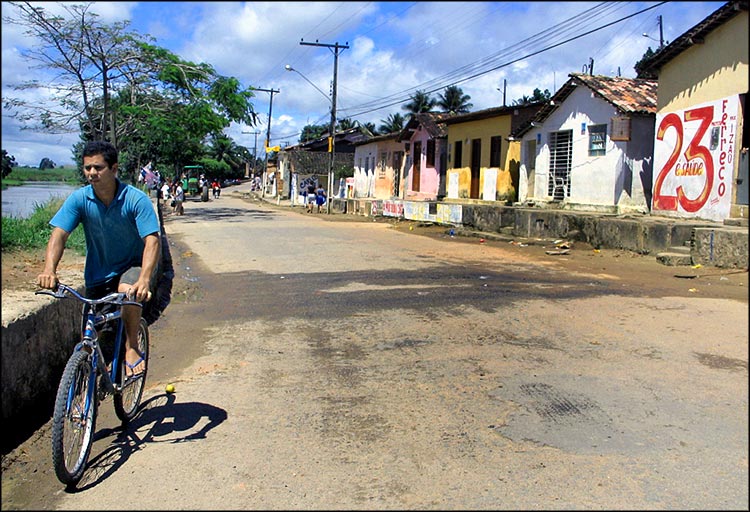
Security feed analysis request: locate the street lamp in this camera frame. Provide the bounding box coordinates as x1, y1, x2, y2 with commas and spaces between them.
285, 65, 330, 104
285, 63, 337, 213
284, 64, 336, 214
642, 14, 665, 49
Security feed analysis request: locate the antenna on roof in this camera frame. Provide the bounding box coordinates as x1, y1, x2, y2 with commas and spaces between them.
581, 57, 594, 75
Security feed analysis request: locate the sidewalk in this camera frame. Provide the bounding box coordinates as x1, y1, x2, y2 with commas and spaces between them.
231, 181, 748, 270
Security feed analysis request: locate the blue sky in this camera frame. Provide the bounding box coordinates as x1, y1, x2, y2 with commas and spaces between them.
2, 1, 725, 167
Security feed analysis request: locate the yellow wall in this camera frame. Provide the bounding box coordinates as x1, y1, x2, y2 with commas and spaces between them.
446, 115, 515, 200
656, 11, 748, 112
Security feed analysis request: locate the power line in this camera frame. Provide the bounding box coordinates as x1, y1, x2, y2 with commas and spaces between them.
340, 1, 666, 119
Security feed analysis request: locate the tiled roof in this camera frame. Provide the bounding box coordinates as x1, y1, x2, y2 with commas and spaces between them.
398, 112, 454, 141
639, 0, 747, 75
513, 73, 657, 138
570, 73, 657, 115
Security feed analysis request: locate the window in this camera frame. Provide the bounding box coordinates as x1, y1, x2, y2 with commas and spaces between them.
379, 151, 387, 178
610, 116, 630, 141
426, 139, 436, 167
588, 124, 607, 156
490, 136, 502, 167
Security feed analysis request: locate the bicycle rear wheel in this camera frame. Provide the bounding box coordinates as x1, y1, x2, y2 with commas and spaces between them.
114, 318, 149, 423
51, 349, 97, 486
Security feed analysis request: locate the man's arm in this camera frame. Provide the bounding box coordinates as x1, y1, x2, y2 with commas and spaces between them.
37, 227, 70, 289
130, 233, 161, 302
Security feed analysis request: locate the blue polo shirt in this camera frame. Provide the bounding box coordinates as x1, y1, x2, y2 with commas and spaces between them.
50, 180, 160, 287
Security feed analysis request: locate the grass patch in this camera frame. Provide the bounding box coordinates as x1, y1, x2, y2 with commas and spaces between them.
2, 166, 82, 188
1, 198, 86, 255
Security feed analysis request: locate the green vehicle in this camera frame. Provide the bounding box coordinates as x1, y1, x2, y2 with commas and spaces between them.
182, 165, 203, 196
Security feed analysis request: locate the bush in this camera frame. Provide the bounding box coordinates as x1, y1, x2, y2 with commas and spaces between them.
1, 198, 86, 254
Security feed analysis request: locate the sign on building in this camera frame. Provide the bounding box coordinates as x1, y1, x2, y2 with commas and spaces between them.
652, 95, 739, 221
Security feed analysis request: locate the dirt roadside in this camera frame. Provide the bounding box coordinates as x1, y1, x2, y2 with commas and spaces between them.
1, 198, 747, 509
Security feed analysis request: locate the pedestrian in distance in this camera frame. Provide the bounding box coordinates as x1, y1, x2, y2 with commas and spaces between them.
306, 182, 316, 213
36, 140, 160, 378
174, 182, 185, 216
315, 184, 327, 213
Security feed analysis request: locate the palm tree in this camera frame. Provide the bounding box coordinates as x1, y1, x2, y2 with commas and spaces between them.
357, 121, 378, 136
379, 113, 405, 134
337, 118, 356, 131
437, 85, 473, 114
208, 134, 243, 170
512, 88, 551, 106
402, 90, 437, 119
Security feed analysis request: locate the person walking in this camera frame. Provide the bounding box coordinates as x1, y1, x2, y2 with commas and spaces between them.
36, 140, 160, 378
315, 184, 327, 213
174, 181, 185, 216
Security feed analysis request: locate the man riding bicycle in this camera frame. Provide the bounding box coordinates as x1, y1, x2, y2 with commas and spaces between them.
37, 140, 160, 379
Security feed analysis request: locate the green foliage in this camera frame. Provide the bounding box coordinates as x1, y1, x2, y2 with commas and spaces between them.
512, 88, 551, 106
4, 4, 259, 183
437, 85, 473, 114
195, 157, 232, 179
337, 118, 356, 131
1, 198, 86, 254
635, 47, 658, 79
2, 149, 17, 178
2, 166, 81, 187
38, 157, 56, 169
379, 113, 405, 134
300, 124, 328, 143
403, 90, 437, 117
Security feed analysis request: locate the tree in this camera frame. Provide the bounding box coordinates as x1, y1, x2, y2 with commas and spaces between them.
402, 90, 437, 118
300, 124, 328, 143
512, 87, 551, 106
337, 118, 356, 131
379, 113, 405, 134
3, 2, 260, 180
437, 85, 473, 114
358, 121, 378, 137
3, 2, 150, 140
207, 134, 245, 175
2, 150, 18, 178
39, 157, 55, 170
634, 47, 658, 79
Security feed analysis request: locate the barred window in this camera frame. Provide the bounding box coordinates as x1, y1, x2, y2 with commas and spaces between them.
588, 124, 607, 156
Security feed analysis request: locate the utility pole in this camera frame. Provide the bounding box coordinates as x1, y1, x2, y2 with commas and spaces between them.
242, 130, 260, 177
300, 39, 349, 214
255, 87, 279, 198
658, 15, 664, 49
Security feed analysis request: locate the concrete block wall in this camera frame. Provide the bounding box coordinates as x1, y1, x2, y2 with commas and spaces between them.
1, 293, 81, 423
693, 227, 749, 268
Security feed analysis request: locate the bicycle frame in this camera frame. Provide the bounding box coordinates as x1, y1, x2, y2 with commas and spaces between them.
38, 284, 143, 397
38, 282, 149, 486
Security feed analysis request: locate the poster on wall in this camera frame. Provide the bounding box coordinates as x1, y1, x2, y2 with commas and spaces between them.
652, 95, 739, 221
447, 172, 459, 199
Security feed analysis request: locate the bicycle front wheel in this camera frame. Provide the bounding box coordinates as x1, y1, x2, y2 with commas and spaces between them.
114, 318, 149, 423
51, 349, 97, 486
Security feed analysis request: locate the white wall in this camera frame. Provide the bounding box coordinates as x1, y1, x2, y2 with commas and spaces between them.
520, 85, 652, 212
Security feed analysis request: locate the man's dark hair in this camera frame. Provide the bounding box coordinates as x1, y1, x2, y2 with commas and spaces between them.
82, 140, 118, 167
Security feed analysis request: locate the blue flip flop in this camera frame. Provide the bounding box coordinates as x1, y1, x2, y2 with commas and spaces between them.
124, 355, 145, 379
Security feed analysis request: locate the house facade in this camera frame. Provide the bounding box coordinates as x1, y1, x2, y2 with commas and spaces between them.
397, 112, 452, 201
351, 133, 405, 200
517, 74, 657, 214
640, 0, 748, 221
443, 103, 542, 203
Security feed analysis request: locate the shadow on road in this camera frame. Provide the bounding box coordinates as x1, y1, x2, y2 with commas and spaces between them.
168, 204, 278, 223
66, 394, 227, 492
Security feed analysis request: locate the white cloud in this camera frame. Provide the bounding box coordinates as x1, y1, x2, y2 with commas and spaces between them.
2, 1, 727, 167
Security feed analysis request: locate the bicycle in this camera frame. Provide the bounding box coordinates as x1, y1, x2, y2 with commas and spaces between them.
35, 283, 150, 486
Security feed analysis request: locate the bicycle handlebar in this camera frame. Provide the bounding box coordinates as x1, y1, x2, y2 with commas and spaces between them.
35, 283, 144, 308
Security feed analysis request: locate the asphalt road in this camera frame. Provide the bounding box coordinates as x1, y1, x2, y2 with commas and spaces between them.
2, 192, 748, 509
